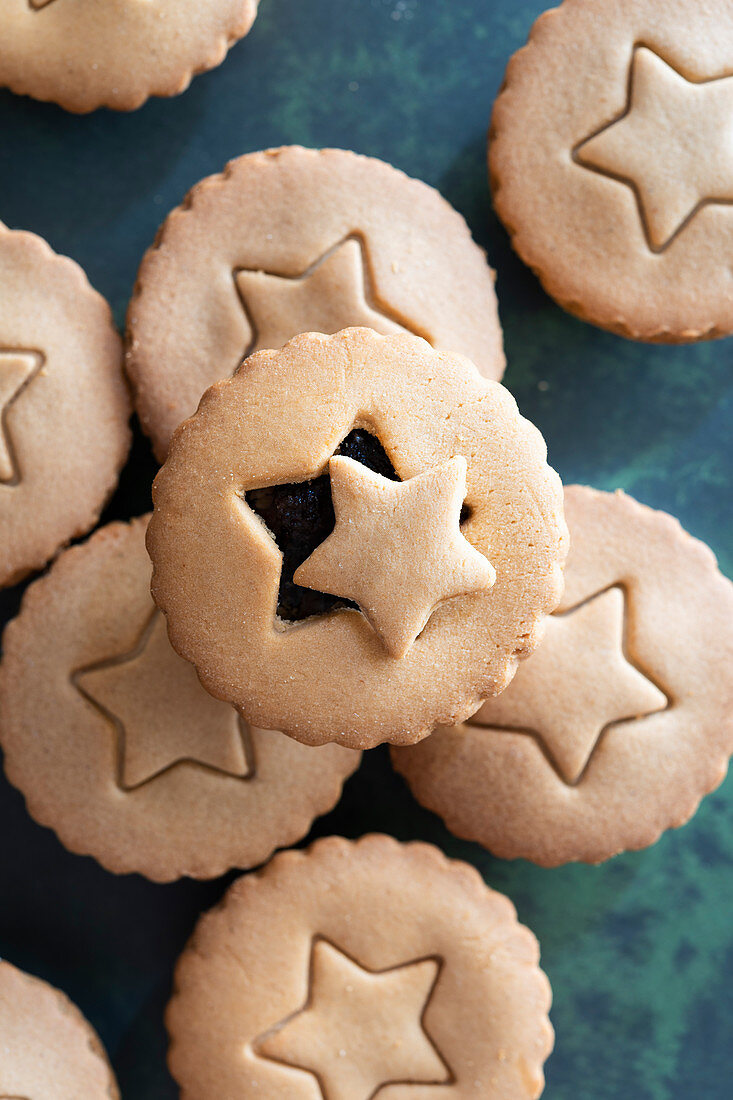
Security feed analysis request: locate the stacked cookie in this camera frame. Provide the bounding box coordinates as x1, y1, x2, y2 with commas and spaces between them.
1, 0, 732, 1095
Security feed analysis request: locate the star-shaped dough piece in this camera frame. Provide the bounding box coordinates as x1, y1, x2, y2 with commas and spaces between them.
256, 939, 450, 1099
234, 237, 408, 356
294, 455, 495, 658
0, 350, 42, 484
474, 586, 667, 784
75, 612, 252, 790
576, 47, 733, 251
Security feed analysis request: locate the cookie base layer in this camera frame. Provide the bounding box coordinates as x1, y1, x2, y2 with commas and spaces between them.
0, 224, 130, 588
167, 835, 553, 1099
0, 961, 119, 1100
489, 0, 733, 343
0, 1, 259, 113
392, 487, 733, 866
0, 517, 360, 882
127, 146, 505, 460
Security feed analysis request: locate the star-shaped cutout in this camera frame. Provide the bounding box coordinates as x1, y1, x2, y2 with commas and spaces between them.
74, 611, 253, 790
255, 938, 452, 1099
235, 236, 412, 357
293, 455, 494, 658
0, 350, 42, 485
575, 46, 733, 251
246, 428, 401, 623
473, 586, 668, 784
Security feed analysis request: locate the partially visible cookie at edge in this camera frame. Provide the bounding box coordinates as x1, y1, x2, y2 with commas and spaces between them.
489, 0, 733, 341
167, 834, 553, 1099
127, 146, 506, 460
0, 0, 259, 113
0, 223, 130, 588
0, 516, 360, 882
0, 960, 119, 1100
392, 486, 733, 866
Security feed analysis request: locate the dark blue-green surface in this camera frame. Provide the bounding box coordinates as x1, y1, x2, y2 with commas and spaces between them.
0, 2, 731, 1097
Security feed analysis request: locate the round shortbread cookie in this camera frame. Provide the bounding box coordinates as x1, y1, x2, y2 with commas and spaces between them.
167, 834, 554, 1099
489, 0, 733, 342
392, 486, 733, 866
0, 224, 130, 588
127, 146, 506, 460
146, 327, 567, 751
0, 517, 360, 882
0, 960, 118, 1100
0, 0, 259, 114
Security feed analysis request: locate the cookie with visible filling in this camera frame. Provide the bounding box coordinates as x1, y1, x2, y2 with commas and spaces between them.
0, 0, 259, 113
0, 517, 360, 882
167, 835, 554, 1099
392, 486, 733, 866
489, 0, 733, 341
0, 960, 118, 1100
147, 327, 567, 751
127, 146, 506, 460
0, 223, 130, 588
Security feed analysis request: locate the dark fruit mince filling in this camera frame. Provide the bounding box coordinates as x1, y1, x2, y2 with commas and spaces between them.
246, 429, 400, 621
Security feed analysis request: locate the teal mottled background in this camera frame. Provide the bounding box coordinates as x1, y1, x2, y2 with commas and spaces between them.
0, 1, 731, 1097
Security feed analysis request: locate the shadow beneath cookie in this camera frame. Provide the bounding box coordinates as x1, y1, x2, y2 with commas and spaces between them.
113, 976, 179, 1099
100, 421, 159, 527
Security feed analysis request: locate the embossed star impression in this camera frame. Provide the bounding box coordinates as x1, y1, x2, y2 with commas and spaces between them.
0, 350, 42, 485
255, 938, 451, 1099
234, 236, 414, 357
576, 47, 733, 251
75, 611, 253, 790
294, 455, 495, 658
474, 586, 668, 784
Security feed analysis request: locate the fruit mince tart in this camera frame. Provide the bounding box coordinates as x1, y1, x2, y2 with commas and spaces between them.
147, 327, 567, 751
